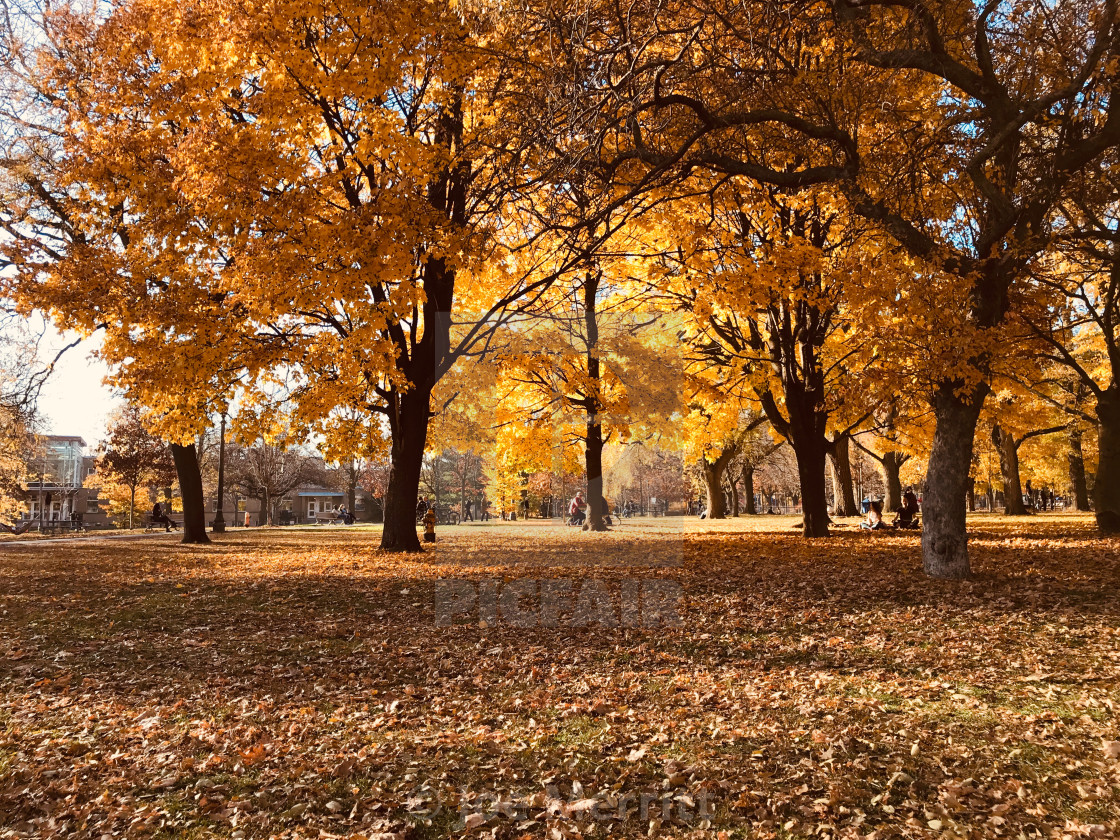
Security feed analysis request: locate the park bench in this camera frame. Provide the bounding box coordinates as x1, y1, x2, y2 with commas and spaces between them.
314, 512, 353, 525
143, 514, 179, 532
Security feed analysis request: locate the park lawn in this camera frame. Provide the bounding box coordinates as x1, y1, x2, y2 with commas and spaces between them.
0, 515, 1117, 840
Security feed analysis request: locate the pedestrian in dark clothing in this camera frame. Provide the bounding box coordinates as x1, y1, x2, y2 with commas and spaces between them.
893, 490, 920, 529
153, 502, 176, 531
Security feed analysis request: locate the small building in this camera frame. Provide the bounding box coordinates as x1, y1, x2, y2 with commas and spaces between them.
295, 487, 346, 523
24, 435, 85, 523
21, 436, 111, 528
78, 456, 111, 527
204, 486, 369, 526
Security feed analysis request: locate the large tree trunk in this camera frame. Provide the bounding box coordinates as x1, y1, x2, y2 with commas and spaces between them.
880, 451, 905, 512
171, 443, 211, 545
1094, 387, 1120, 532
380, 388, 431, 552
129, 485, 136, 530
703, 464, 726, 518
742, 465, 757, 514
921, 385, 985, 579
795, 435, 831, 537
827, 433, 859, 516
582, 268, 609, 532
377, 90, 463, 549
758, 391, 830, 536
702, 460, 728, 519
992, 424, 1027, 515
1068, 426, 1090, 512
729, 474, 740, 517
777, 391, 830, 537
585, 415, 608, 531
263, 487, 272, 526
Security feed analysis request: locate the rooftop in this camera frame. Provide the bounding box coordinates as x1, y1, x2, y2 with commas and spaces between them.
42, 435, 87, 447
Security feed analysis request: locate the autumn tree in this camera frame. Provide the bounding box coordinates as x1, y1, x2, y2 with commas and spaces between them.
544, 0, 1120, 575
731, 427, 784, 516
695, 413, 768, 520
982, 386, 1068, 514
356, 457, 391, 521
745, 0, 1117, 572
0, 0, 217, 543
481, 77, 691, 531
493, 275, 684, 530
0, 0, 593, 552
227, 439, 326, 526
420, 451, 453, 507
97, 404, 176, 529
0, 314, 60, 516
444, 448, 484, 517
850, 397, 929, 513
605, 444, 691, 516
754, 441, 804, 513
1068, 428, 1094, 510
1020, 159, 1120, 530
657, 183, 880, 535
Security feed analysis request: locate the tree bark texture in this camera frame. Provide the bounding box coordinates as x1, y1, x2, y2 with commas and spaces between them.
921, 385, 985, 578
171, 443, 211, 545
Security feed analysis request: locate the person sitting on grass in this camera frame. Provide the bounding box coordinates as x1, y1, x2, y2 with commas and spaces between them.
893, 490, 920, 529
860, 499, 887, 531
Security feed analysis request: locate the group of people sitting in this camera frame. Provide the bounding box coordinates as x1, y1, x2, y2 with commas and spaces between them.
331, 505, 355, 524
861, 490, 921, 531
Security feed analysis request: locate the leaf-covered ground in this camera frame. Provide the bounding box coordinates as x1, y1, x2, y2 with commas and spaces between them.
1, 515, 1117, 840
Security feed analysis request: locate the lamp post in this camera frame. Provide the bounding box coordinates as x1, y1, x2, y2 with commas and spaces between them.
213, 412, 227, 533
